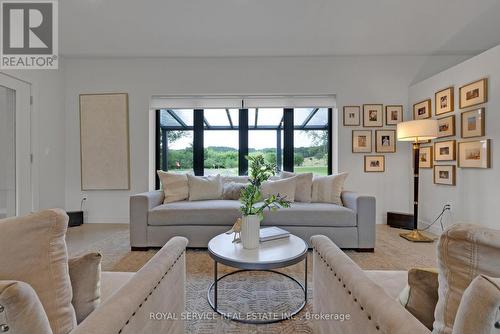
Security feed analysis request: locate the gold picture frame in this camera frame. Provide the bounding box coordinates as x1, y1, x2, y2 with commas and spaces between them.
413, 99, 432, 120
461, 108, 485, 138
364, 155, 385, 173
363, 104, 384, 127
433, 165, 456, 186
458, 139, 490, 168
437, 115, 455, 138
435, 87, 454, 115
434, 140, 456, 161
352, 130, 372, 153
459, 78, 488, 109
419, 146, 433, 169
385, 105, 403, 125
343, 106, 361, 126
375, 130, 396, 153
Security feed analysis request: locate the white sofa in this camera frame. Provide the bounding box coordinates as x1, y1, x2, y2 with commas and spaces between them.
130, 176, 376, 250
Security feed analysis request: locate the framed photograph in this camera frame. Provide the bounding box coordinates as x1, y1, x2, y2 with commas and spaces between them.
437, 115, 455, 138
461, 108, 485, 138
413, 99, 432, 120
385, 105, 403, 125
352, 130, 372, 153
343, 106, 361, 126
363, 104, 383, 127
459, 78, 488, 109
419, 146, 433, 168
434, 165, 456, 186
434, 140, 456, 161
458, 139, 490, 168
375, 130, 396, 153
364, 155, 385, 172
435, 87, 454, 115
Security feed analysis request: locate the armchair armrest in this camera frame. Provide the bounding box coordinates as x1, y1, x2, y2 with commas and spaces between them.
341, 191, 376, 250
130, 190, 164, 248
310, 235, 430, 334
73, 236, 188, 334
0, 280, 53, 334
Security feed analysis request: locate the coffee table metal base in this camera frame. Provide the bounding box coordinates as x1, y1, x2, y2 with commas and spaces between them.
207, 258, 307, 324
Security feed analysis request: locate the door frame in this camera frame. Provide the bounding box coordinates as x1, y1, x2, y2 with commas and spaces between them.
0, 73, 33, 216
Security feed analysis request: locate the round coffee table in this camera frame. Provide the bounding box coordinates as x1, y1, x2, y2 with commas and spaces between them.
207, 232, 308, 324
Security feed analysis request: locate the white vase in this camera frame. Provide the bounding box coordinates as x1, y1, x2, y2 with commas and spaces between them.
241, 215, 260, 249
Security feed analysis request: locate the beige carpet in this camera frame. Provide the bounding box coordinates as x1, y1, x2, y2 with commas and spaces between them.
70, 225, 437, 333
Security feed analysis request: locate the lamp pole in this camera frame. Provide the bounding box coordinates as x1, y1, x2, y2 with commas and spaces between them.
399, 139, 433, 242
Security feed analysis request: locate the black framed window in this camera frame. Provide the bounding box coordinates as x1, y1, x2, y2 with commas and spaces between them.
156, 107, 333, 189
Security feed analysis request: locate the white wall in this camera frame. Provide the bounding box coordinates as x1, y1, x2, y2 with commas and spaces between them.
409, 45, 500, 231
0, 68, 66, 210
63, 55, 468, 224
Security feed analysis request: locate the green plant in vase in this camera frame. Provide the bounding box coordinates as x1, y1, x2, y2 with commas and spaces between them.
239, 155, 290, 249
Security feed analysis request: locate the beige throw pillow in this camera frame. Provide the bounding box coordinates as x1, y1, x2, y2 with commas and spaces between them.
280, 171, 313, 203
311, 173, 348, 205
222, 182, 246, 200
433, 223, 500, 334
68, 253, 102, 324
0, 280, 54, 334
398, 268, 439, 330
157, 171, 189, 203
0, 209, 77, 334
188, 174, 223, 201
261, 177, 296, 202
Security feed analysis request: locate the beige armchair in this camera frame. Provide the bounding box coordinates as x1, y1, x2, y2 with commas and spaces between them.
311, 224, 500, 334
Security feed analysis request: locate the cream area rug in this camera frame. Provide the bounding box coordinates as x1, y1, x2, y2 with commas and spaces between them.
72, 225, 437, 333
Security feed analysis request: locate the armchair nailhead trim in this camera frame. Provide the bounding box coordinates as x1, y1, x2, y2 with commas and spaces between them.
314, 247, 386, 334
495, 321, 500, 329
117, 250, 185, 334
0, 324, 8, 333
0, 305, 4, 313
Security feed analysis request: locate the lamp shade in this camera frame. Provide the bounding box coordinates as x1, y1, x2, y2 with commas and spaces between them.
397, 119, 438, 142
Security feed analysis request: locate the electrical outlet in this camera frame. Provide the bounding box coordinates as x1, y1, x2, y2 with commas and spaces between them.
446, 202, 452, 211
82, 195, 88, 201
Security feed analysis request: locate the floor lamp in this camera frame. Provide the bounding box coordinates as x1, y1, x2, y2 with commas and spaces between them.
396, 119, 438, 242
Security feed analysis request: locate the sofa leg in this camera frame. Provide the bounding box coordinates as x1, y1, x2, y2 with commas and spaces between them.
131, 246, 150, 251
356, 248, 374, 253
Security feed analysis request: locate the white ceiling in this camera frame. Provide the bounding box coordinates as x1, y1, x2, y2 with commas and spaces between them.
61, 0, 500, 57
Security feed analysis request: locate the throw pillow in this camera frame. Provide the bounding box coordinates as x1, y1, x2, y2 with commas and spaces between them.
157, 171, 189, 203
0, 280, 53, 334
280, 171, 313, 203
222, 182, 246, 200
261, 177, 296, 202
398, 268, 439, 330
452, 275, 500, 334
68, 252, 102, 324
311, 173, 348, 205
187, 174, 223, 201
433, 223, 500, 334
0, 209, 77, 334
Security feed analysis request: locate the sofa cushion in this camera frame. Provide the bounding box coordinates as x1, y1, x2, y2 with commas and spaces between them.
311, 173, 348, 205
280, 171, 313, 203
157, 171, 189, 203
187, 174, 223, 201
262, 202, 356, 227
398, 268, 439, 330
68, 252, 102, 324
0, 209, 77, 334
148, 200, 241, 226
0, 280, 53, 334
434, 223, 500, 334
261, 177, 296, 202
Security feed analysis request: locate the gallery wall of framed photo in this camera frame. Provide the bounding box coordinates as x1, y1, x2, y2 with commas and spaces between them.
411, 77, 490, 187
343, 104, 403, 173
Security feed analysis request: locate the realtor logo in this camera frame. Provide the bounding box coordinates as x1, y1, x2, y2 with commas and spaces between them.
1, 0, 58, 69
